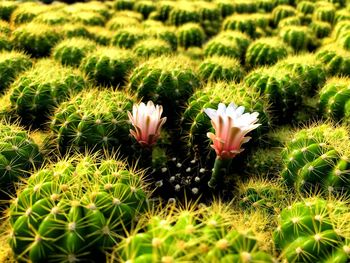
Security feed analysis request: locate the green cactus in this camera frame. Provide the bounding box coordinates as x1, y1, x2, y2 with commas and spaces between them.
9, 59, 87, 126
316, 43, 350, 77
197, 2, 222, 36
133, 38, 172, 58
168, 4, 200, 26
0, 32, 11, 51
244, 66, 303, 122
177, 23, 205, 49
181, 82, 271, 158
133, 0, 156, 19
222, 14, 257, 38
145, 26, 178, 51
238, 178, 286, 214
310, 20, 332, 38
216, 0, 235, 18
107, 16, 140, 31
275, 54, 327, 96
112, 202, 275, 262
297, 1, 315, 15
0, 122, 43, 191
114, 0, 135, 11
53, 38, 96, 67
198, 55, 245, 83
50, 89, 134, 153
128, 55, 200, 122
71, 11, 106, 26
33, 11, 71, 26
0, 1, 18, 21
8, 155, 149, 262
278, 16, 301, 28
80, 46, 136, 87
313, 4, 336, 24
245, 37, 289, 68
334, 21, 350, 40
10, 3, 48, 25
272, 5, 297, 26
204, 31, 251, 60
111, 27, 147, 49
318, 77, 350, 122
0, 20, 10, 35
86, 26, 113, 46
232, 0, 258, 14
274, 197, 349, 262
334, 9, 350, 24
61, 23, 92, 39
257, 0, 277, 12
281, 124, 350, 194
11, 22, 61, 58
0, 51, 32, 91
279, 25, 314, 51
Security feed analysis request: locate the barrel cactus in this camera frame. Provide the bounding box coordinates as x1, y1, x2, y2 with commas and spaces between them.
114, 0, 135, 11
281, 124, 350, 194
53, 38, 96, 67
318, 77, 350, 122
177, 23, 205, 49
0, 1, 18, 21
279, 25, 314, 51
80, 46, 137, 87
272, 5, 297, 26
133, 38, 172, 58
111, 27, 147, 49
8, 155, 149, 262
222, 14, 257, 38
313, 4, 336, 24
133, 0, 156, 19
9, 59, 87, 126
168, 4, 200, 26
50, 89, 134, 154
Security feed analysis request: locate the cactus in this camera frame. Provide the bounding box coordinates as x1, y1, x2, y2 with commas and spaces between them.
145, 26, 178, 51
297, 1, 315, 15
216, 0, 235, 18
86, 26, 113, 46
10, 3, 48, 25
128, 55, 200, 122
8, 59, 87, 126
333, 21, 350, 40
318, 77, 350, 123
112, 202, 275, 262
0, 32, 11, 51
61, 23, 92, 39
0, 1, 18, 21
50, 89, 134, 153
275, 54, 327, 96
181, 82, 271, 159
281, 124, 350, 194
238, 178, 286, 214
313, 4, 336, 24
11, 22, 61, 58
0, 20, 10, 35
274, 197, 349, 262
113, 0, 135, 11
0, 122, 43, 191
257, 0, 277, 13
168, 4, 200, 26
53, 38, 96, 67
222, 14, 257, 38
316, 43, 350, 77
177, 23, 205, 49
0, 51, 32, 91
279, 25, 314, 51
33, 11, 71, 26
8, 154, 149, 262
199, 55, 245, 83
107, 16, 140, 31
111, 27, 147, 49
80, 46, 136, 87
245, 37, 289, 68
204, 31, 251, 60
133, 38, 172, 58
310, 20, 332, 38
133, 0, 156, 19
278, 16, 301, 28
272, 5, 297, 26
197, 2, 222, 36
232, 0, 258, 14
336, 30, 350, 51
244, 66, 303, 122
72, 11, 106, 26
334, 9, 350, 24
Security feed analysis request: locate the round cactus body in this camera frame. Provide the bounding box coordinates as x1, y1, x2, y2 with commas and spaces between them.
0, 122, 42, 190
111, 27, 147, 49
168, 5, 200, 26
272, 5, 297, 26
50, 89, 134, 153
107, 16, 140, 31
0, 32, 11, 51
245, 37, 289, 68
80, 46, 136, 87
316, 44, 350, 77
313, 4, 336, 24
53, 38, 96, 67
279, 25, 313, 51
11, 22, 61, 57
297, 1, 315, 15
177, 23, 205, 49
133, 38, 172, 58
133, 0, 156, 19
114, 0, 135, 11
199, 55, 245, 83
9, 60, 87, 126
33, 11, 71, 26
281, 125, 350, 193
10, 3, 48, 25
310, 20, 332, 38
0, 1, 18, 21
222, 14, 257, 38
319, 77, 350, 123
145, 26, 178, 51
0, 51, 32, 91
8, 155, 149, 262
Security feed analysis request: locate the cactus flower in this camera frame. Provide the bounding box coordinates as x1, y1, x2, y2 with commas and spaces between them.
204, 103, 261, 188
128, 101, 167, 147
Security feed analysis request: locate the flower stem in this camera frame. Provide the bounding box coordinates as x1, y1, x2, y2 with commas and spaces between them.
208, 157, 232, 189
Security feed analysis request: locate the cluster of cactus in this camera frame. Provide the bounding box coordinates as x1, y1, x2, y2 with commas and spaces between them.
50, 89, 134, 154
281, 124, 350, 194
8, 59, 87, 126
8, 155, 149, 262
319, 77, 350, 122
112, 202, 275, 262
274, 197, 350, 262
0, 122, 42, 191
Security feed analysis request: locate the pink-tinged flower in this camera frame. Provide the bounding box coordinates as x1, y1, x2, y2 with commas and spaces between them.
128, 101, 167, 147
204, 103, 261, 160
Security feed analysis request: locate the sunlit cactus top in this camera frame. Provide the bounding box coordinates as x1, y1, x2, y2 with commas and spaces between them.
128, 100, 167, 147
204, 103, 261, 160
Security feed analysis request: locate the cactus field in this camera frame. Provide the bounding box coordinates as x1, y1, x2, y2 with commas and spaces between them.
1, 0, 350, 262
